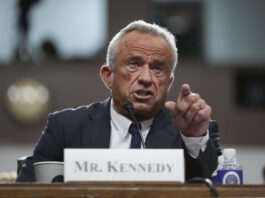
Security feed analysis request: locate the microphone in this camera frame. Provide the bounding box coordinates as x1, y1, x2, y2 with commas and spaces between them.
124, 101, 146, 149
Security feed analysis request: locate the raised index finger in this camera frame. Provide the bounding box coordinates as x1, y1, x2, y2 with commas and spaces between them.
179, 83, 192, 101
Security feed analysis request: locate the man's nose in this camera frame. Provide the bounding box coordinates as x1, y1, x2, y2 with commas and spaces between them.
138, 65, 152, 87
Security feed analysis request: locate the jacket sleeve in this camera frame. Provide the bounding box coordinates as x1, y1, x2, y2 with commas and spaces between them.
16, 113, 64, 182
184, 120, 220, 180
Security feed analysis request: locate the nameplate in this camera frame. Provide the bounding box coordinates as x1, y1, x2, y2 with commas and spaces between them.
64, 149, 184, 182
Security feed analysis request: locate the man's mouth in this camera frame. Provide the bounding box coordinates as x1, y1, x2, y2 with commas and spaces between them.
133, 90, 153, 100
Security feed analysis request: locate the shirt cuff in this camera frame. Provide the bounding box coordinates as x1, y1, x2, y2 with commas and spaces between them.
180, 130, 209, 159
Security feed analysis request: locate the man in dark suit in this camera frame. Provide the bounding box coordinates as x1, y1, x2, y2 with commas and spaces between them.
16, 20, 220, 182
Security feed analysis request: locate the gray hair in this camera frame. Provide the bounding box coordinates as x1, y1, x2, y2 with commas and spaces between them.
106, 20, 178, 76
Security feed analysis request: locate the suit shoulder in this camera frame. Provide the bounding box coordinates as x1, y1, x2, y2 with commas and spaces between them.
50, 105, 90, 120
49, 98, 110, 122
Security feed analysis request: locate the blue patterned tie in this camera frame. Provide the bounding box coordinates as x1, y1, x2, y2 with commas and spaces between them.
129, 123, 142, 149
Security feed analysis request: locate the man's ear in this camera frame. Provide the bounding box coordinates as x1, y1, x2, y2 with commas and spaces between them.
167, 75, 174, 92
100, 65, 113, 89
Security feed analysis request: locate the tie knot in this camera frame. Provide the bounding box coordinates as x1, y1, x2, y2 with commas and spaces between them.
129, 123, 141, 135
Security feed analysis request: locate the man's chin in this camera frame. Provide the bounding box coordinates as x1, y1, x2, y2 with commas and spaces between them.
132, 103, 157, 119
133, 102, 152, 111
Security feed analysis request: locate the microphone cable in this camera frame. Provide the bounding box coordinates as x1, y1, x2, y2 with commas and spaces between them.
186, 177, 219, 198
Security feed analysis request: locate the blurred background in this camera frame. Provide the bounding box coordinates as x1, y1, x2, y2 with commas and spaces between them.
0, 0, 265, 184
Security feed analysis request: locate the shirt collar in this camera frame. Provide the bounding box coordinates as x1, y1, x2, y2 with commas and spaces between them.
110, 99, 153, 138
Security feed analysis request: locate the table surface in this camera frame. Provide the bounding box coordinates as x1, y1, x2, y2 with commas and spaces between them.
0, 182, 265, 198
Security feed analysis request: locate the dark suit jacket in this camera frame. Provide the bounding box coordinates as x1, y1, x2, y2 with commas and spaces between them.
16, 97, 220, 182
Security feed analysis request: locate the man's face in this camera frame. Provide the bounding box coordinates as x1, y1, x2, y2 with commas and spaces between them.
104, 31, 174, 121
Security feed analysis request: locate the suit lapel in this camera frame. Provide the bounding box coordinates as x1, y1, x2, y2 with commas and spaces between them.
82, 98, 111, 148
145, 106, 182, 149
82, 99, 181, 149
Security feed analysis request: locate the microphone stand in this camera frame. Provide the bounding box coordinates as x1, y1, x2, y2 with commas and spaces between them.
124, 101, 146, 149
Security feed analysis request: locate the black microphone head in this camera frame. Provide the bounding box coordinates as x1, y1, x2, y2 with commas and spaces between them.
124, 100, 134, 113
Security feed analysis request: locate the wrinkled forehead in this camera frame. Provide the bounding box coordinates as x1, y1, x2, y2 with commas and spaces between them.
117, 31, 175, 65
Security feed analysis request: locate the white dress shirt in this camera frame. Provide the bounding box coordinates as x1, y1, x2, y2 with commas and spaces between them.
109, 99, 209, 158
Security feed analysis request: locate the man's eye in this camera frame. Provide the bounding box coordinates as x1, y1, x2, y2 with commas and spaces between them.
130, 62, 139, 66
153, 66, 162, 72
127, 61, 139, 72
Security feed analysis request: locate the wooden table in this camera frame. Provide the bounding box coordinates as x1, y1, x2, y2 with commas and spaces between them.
0, 182, 265, 198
